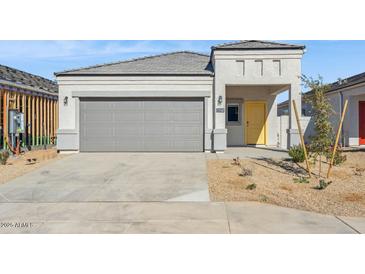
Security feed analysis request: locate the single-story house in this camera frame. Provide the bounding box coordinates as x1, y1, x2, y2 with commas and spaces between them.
277, 98, 313, 117
0, 64, 58, 150
326, 72, 365, 147
277, 71, 365, 147
55, 40, 305, 153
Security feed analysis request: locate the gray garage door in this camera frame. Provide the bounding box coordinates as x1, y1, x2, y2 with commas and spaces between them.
79, 98, 204, 152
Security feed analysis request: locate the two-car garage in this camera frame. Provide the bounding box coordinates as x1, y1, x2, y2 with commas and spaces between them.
56, 51, 213, 153
79, 98, 204, 152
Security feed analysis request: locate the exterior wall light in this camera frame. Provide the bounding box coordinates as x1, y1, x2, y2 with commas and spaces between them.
63, 96, 68, 106
218, 95, 223, 106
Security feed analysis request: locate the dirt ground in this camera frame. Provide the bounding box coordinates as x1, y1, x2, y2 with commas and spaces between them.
0, 148, 66, 185
208, 151, 365, 217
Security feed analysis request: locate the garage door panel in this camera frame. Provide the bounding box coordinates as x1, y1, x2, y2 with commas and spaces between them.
172, 101, 202, 110
143, 124, 171, 135
173, 111, 202, 122
82, 126, 114, 136
114, 126, 144, 135
144, 112, 172, 122
80, 98, 204, 152
116, 101, 144, 109
83, 102, 115, 110
174, 125, 202, 135
143, 101, 169, 110
81, 142, 117, 152
114, 141, 144, 151
174, 140, 201, 149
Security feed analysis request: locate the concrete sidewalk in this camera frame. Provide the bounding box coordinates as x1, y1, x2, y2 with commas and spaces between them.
0, 201, 363, 234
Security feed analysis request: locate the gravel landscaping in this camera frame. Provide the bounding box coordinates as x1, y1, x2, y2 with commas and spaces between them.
207, 151, 365, 217
0, 148, 66, 185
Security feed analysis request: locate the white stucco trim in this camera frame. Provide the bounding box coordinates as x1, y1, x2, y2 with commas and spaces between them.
72, 89, 211, 98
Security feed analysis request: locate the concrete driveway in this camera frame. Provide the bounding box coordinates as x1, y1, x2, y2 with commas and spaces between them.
0, 153, 209, 202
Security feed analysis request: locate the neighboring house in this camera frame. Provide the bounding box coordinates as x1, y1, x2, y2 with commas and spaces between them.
277, 98, 313, 116
0, 64, 58, 150
277, 72, 365, 147
55, 40, 305, 153
326, 72, 365, 147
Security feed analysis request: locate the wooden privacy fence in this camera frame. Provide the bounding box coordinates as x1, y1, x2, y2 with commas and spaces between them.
0, 88, 58, 150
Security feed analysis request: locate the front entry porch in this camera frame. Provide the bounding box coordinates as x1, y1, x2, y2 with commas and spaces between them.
225, 85, 291, 149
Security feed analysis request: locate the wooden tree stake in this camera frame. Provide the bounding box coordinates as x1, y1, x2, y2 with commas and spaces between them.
292, 100, 312, 178
326, 99, 349, 178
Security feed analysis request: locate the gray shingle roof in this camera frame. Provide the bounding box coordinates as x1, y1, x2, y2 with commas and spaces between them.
212, 40, 305, 50
55, 51, 213, 76
0, 64, 58, 94
328, 71, 365, 92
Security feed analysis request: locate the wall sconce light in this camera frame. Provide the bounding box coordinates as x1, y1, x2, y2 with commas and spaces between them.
217, 95, 223, 106
63, 96, 68, 106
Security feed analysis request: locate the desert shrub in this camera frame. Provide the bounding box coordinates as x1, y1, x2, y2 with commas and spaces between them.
289, 145, 305, 163
293, 177, 309, 184
239, 167, 252, 177
0, 150, 10, 165
232, 157, 241, 166
314, 179, 332, 190
326, 148, 347, 166
246, 183, 257, 190
354, 168, 364, 176
259, 194, 268, 202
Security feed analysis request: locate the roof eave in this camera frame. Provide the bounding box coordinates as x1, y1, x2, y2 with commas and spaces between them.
0, 79, 58, 96
211, 46, 306, 51
327, 79, 365, 94
55, 72, 214, 77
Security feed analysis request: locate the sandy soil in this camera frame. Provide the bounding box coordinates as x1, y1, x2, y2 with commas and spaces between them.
208, 151, 365, 217
0, 148, 67, 185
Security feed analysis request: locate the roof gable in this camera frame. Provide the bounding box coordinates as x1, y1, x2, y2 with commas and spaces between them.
56, 51, 213, 76
212, 40, 305, 50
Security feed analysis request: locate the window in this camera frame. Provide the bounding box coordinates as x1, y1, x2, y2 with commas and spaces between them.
227, 104, 239, 122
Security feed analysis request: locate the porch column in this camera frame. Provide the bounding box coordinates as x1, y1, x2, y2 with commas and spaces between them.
288, 82, 302, 147
212, 82, 227, 152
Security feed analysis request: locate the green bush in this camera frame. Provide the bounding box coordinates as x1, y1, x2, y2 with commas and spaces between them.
289, 145, 305, 163
293, 177, 309, 184
314, 179, 332, 190
0, 151, 10, 165
246, 183, 256, 190
326, 148, 347, 166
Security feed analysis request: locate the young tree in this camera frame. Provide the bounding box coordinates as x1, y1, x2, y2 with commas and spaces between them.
301, 75, 333, 177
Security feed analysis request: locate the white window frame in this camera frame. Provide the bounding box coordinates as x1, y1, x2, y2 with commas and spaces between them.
226, 103, 241, 125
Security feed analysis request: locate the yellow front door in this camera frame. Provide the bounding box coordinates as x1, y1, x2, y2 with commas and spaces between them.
245, 102, 266, 145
